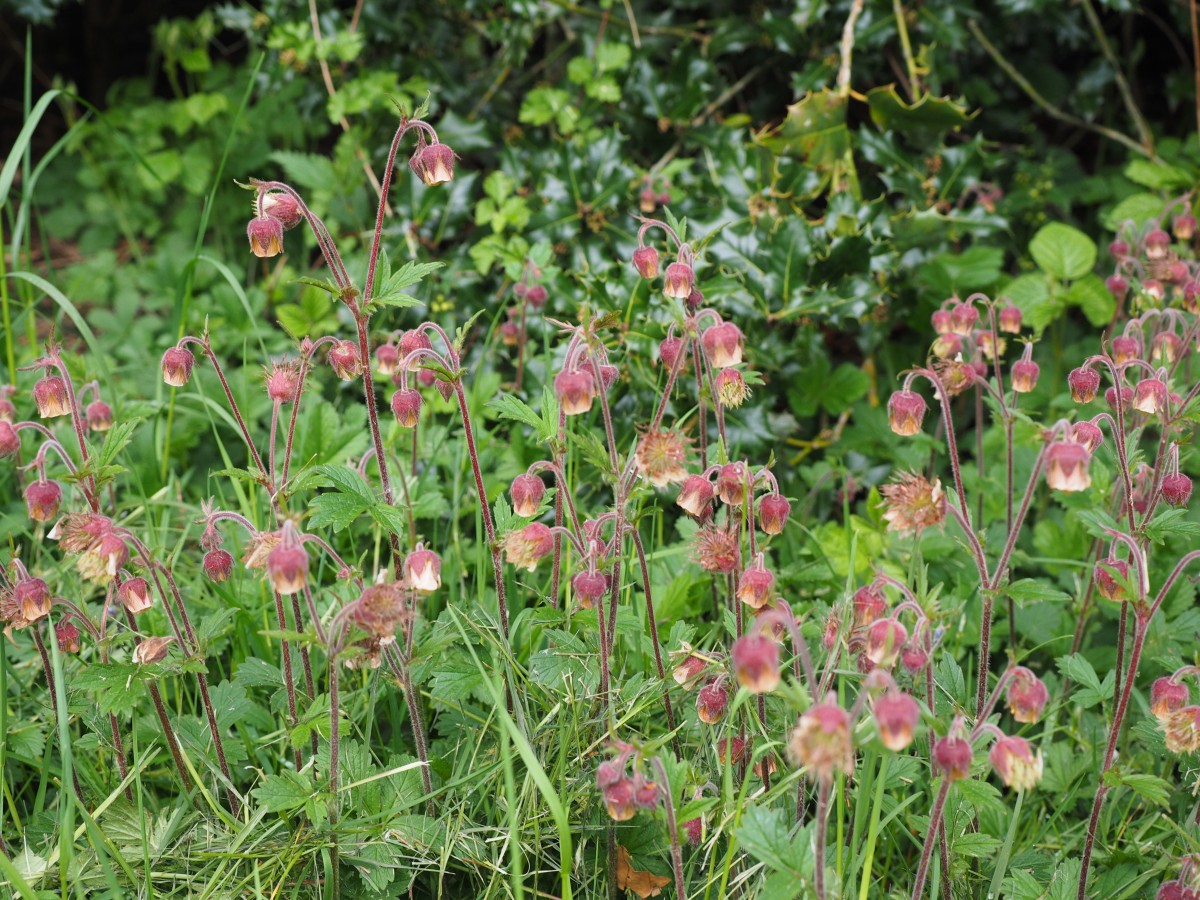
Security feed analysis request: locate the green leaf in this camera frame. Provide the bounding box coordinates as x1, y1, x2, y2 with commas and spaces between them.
307, 492, 370, 532
1144, 507, 1200, 544
584, 77, 621, 103
1004, 579, 1070, 606
253, 769, 315, 813
866, 85, 974, 138
1065, 274, 1114, 327
733, 804, 806, 874
268, 150, 337, 190
1103, 193, 1165, 231
594, 42, 631, 72
1124, 159, 1194, 192
1028, 223, 1096, 280
71, 663, 146, 715
917, 246, 1004, 296
763, 89, 851, 172
1102, 770, 1170, 807
488, 393, 544, 433
314, 463, 377, 504
1001, 273, 1058, 332
952, 832, 1002, 858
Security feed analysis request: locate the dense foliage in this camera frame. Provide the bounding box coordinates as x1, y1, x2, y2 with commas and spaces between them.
3, 1, 1200, 897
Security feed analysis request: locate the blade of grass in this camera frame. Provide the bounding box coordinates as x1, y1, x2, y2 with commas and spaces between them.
987, 788, 1023, 899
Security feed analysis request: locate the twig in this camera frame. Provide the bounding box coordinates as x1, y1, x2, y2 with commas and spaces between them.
837, 0, 867, 96
1078, 0, 1154, 152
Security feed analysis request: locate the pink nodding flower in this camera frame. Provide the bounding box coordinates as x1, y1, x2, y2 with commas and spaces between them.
56, 620, 81, 654
1045, 440, 1091, 492
1133, 376, 1168, 415
1153, 333, 1182, 364
676, 474, 714, 518
788, 700, 855, 781
504, 522, 554, 571
203, 548, 234, 583
1071, 420, 1103, 453
887, 390, 927, 436
659, 335, 687, 370
932, 734, 973, 780
715, 462, 747, 506
1144, 228, 1170, 260
873, 690, 920, 751
662, 259, 695, 299
1163, 473, 1193, 508
0, 421, 18, 457
931, 332, 964, 360
1151, 677, 1189, 720
1105, 274, 1129, 301
405, 545, 442, 593
410, 141, 456, 186
161, 346, 196, 387
853, 585, 888, 628
554, 368, 596, 416
672, 651, 711, 687
731, 632, 781, 693
267, 523, 308, 596
1174, 213, 1197, 240
375, 343, 400, 375
700, 322, 744, 368
26, 479, 62, 521
736, 560, 775, 610
571, 570, 608, 609
901, 644, 929, 674
1068, 367, 1100, 403
1005, 668, 1049, 724
989, 735, 1043, 790
632, 246, 659, 279
1105, 385, 1133, 412
264, 362, 301, 404
602, 778, 637, 821
328, 340, 362, 381
1094, 556, 1131, 602
931, 309, 953, 334
949, 301, 979, 335
1162, 706, 1200, 753
398, 329, 433, 366
391, 389, 422, 428
696, 681, 729, 724
757, 492, 791, 535
1011, 358, 1039, 394
86, 399, 114, 431
1108, 239, 1130, 260
1110, 334, 1141, 365
525, 284, 548, 308
865, 617, 908, 668
510, 473, 546, 517
33, 375, 70, 418
247, 215, 284, 258
998, 305, 1022, 333
118, 577, 154, 614
713, 368, 750, 407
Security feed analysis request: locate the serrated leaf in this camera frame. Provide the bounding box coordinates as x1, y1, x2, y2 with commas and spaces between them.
866, 85, 975, 137
1103, 193, 1165, 231
733, 804, 806, 874
195, 606, 241, 648
1102, 770, 1170, 807
594, 42, 631, 72
71, 662, 146, 715
253, 769, 315, 813
1029, 223, 1096, 280
307, 492, 370, 532
1004, 579, 1070, 606
315, 463, 377, 504
488, 393, 543, 432
1124, 159, 1194, 192
1145, 507, 1200, 544
1065, 273, 1114, 326
291, 276, 342, 297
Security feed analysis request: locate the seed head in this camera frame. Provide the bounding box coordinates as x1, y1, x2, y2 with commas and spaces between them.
880, 472, 946, 535
349, 581, 407, 639
264, 361, 301, 404
692, 524, 740, 574
1162, 706, 1200, 753
634, 429, 690, 487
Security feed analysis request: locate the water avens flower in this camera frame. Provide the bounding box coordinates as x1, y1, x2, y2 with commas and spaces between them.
788, 700, 855, 781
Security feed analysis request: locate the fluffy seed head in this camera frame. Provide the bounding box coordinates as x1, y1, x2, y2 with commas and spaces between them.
880, 472, 946, 535
692, 524, 740, 574
1162, 706, 1200, 753
634, 429, 689, 487
714, 368, 751, 407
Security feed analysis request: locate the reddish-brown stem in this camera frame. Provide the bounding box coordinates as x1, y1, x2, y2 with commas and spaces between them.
383, 644, 434, 814
911, 779, 952, 899
650, 757, 686, 899
630, 527, 679, 757
815, 779, 831, 900
180, 337, 268, 479
122, 609, 193, 795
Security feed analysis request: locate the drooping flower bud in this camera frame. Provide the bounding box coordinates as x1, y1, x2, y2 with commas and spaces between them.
950, 301, 979, 335
390, 389, 422, 428
405, 545, 442, 593
328, 340, 362, 381
1174, 213, 1197, 241
260, 192, 303, 229
1105, 274, 1130, 302
13, 578, 52, 624
1072, 420, 1104, 453
1094, 556, 1131, 602
1011, 358, 1039, 393
887, 390, 927, 436
632, 246, 659, 279
1151, 677, 1189, 720
1045, 440, 1091, 492
758, 492, 790, 535
398, 329, 434, 366
901, 644, 929, 674
375, 343, 400, 375
25, 479, 62, 521
247, 215, 284, 258
787, 700, 855, 781
931, 309, 953, 334
736, 560, 775, 610
118, 576, 154, 614
865, 617, 908, 668
696, 681, 729, 724
161, 347, 195, 387
700, 322, 744, 368
133, 636, 174, 665
525, 284, 548, 308
989, 735, 1043, 790
595, 759, 624, 790
998, 305, 1023, 333
672, 651, 710, 687
0, 421, 19, 458
410, 141, 456, 185
1068, 367, 1100, 403
1110, 335, 1141, 365
659, 335, 687, 370
602, 778, 637, 821
33, 376, 70, 418
1145, 228, 1171, 260
662, 260, 695, 299
510, 473, 546, 518
504, 523, 555, 571
730, 633, 781, 693
267, 523, 308, 595
873, 690, 920, 751
203, 548, 234, 583
1152, 333, 1183, 364
1005, 667, 1049, 724
80, 398, 112, 432
676, 474, 713, 518
572, 570, 608, 609
554, 368, 596, 416
932, 735, 973, 780
682, 817, 704, 847
715, 462, 747, 506
1163, 473, 1193, 508
1133, 376, 1169, 415
55, 620, 81, 654
1108, 239, 1130, 260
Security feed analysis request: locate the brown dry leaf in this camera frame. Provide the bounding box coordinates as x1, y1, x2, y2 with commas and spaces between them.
616, 844, 671, 898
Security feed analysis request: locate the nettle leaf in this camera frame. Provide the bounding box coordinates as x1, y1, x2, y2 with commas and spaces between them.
1028, 223, 1096, 281
253, 769, 315, 813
